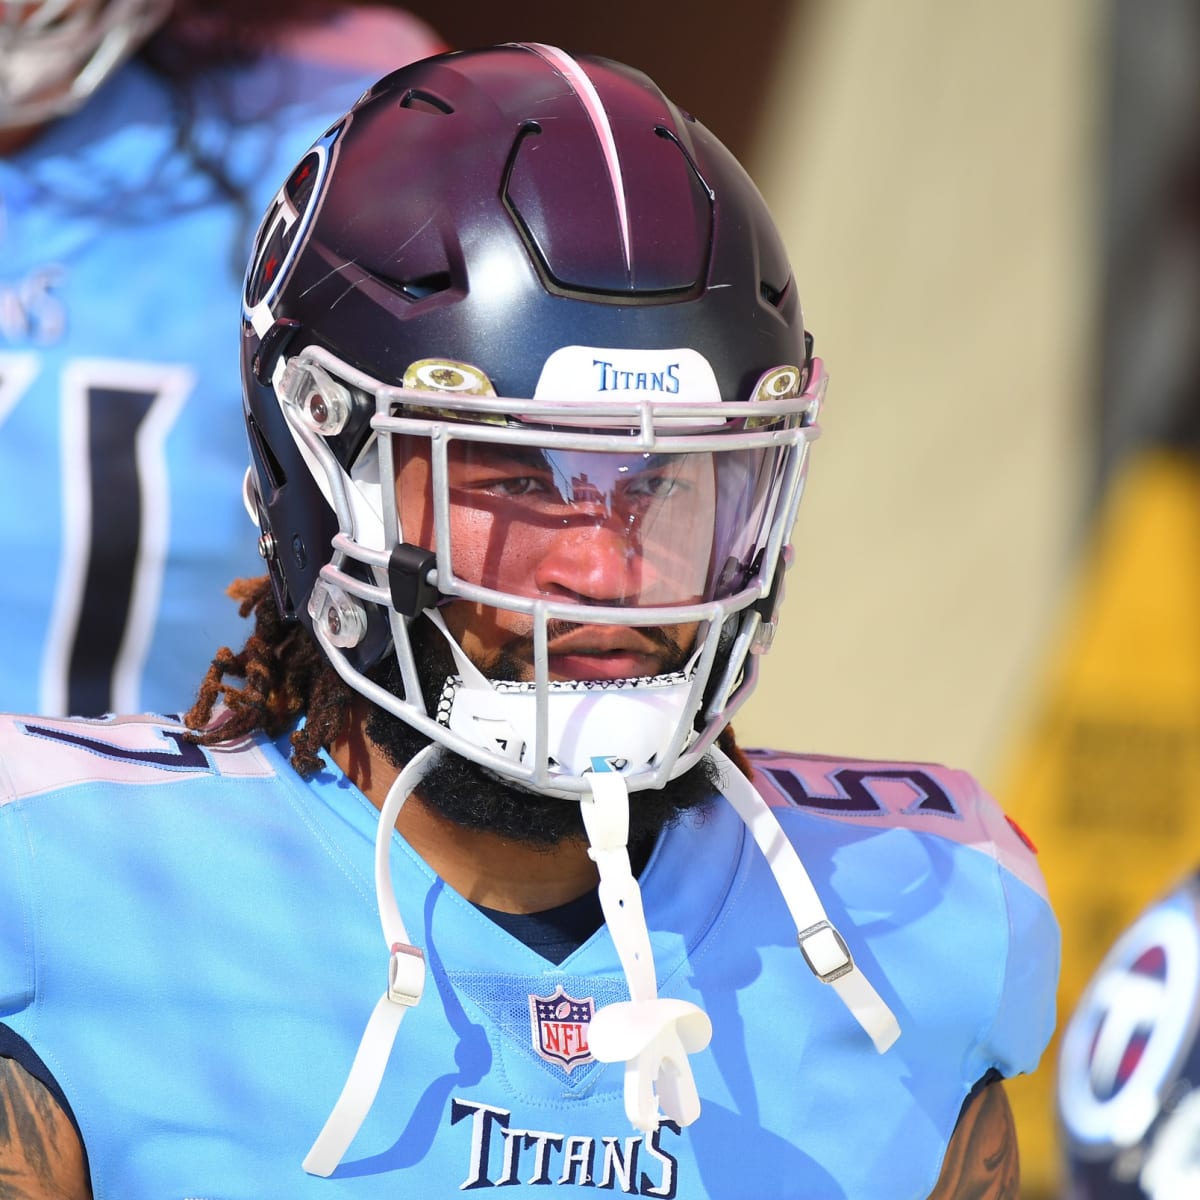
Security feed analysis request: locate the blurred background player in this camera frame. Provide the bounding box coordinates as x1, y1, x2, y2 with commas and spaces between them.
1050, 10, 1200, 1193
1057, 870, 1200, 1199
0, 0, 442, 716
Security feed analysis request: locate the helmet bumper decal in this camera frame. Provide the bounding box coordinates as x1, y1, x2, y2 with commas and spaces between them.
532, 345, 722, 426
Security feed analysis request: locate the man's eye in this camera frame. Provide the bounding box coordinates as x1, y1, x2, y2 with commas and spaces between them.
624, 474, 683, 500
484, 476, 549, 497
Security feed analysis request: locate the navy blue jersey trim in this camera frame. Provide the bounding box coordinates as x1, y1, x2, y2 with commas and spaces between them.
958, 1067, 1005, 1126
475, 889, 605, 965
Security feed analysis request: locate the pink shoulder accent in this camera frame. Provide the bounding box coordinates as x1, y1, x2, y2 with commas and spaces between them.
744, 747, 1049, 902
272, 7, 446, 73
972, 789, 1051, 903
0, 713, 275, 803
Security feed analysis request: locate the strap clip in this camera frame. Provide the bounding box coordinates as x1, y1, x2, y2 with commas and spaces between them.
797, 920, 854, 984
387, 941, 426, 1006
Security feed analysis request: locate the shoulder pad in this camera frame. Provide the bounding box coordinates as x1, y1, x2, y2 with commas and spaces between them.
0, 713, 275, 804
744, 746, 1047, 901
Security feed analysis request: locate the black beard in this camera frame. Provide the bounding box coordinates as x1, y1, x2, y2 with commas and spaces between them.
364, 616, 719, 853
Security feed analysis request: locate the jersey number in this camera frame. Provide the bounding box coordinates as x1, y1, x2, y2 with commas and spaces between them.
22, 721, 211, 771
758, 764, 958, 817
0, 355, 195, 715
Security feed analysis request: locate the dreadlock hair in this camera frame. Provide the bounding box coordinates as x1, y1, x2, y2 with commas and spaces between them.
142, 0, 352, 73
185, 574, 756, 783
185, 575, 352, 777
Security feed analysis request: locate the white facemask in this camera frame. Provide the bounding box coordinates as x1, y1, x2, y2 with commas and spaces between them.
0, 0, 172, 129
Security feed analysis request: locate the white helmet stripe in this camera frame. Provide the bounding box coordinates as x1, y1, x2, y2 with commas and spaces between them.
522, 42, 632, 274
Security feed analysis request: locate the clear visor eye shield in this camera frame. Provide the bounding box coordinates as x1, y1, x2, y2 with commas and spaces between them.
270, 346, 826, 796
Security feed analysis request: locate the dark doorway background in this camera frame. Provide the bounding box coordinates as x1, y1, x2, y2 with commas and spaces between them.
400, 1, 799, 162
1090, 0, 1200, 496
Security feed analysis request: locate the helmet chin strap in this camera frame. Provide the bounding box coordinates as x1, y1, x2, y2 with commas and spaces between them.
709, 747, 902, 1054
302, 652, 899, 1175
303, 743, 438, 1178
577, 760, 712, 1129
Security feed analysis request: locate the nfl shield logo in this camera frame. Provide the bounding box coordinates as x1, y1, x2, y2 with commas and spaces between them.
529, 986, 595, 1073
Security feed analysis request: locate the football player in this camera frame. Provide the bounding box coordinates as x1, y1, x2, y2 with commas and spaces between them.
1058, 872, 1200, 1199
0, 0, 442, 715
0, 45, 1060, 1198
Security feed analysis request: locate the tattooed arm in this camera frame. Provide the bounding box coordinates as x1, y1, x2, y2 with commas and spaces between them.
926, 1079, 1019, 1199
0, 1057, 90, 1200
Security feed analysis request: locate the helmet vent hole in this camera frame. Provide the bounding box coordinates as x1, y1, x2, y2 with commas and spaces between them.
400, 271, 453, 301
398, 89, 454, 116
760, 280, 785, 309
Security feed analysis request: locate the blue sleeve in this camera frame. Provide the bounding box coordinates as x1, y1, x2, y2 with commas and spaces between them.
984, 858, 1061, 1081
0, 802, 35, 1025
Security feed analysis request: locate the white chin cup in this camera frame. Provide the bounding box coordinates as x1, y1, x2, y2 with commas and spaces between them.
424, 610, 697, 779
441, 674, 694, 778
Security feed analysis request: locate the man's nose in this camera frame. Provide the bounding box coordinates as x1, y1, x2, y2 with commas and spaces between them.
533, 519, 655, 605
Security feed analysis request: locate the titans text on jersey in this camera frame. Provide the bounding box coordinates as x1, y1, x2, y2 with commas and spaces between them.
451, 1100, 681, 1194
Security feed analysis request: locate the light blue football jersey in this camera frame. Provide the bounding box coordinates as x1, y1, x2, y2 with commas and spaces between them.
0, 9, 442, 717
0, 714, 1060, 1198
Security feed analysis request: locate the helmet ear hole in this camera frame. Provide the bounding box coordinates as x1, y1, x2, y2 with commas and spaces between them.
246, 416, 287, 493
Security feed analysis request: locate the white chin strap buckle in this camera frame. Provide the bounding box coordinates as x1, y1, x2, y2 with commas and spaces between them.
580, 760, 712, 1132
713, 747, 901, 1055
387, 941, 427, 1006
302, 747, 437, 1178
